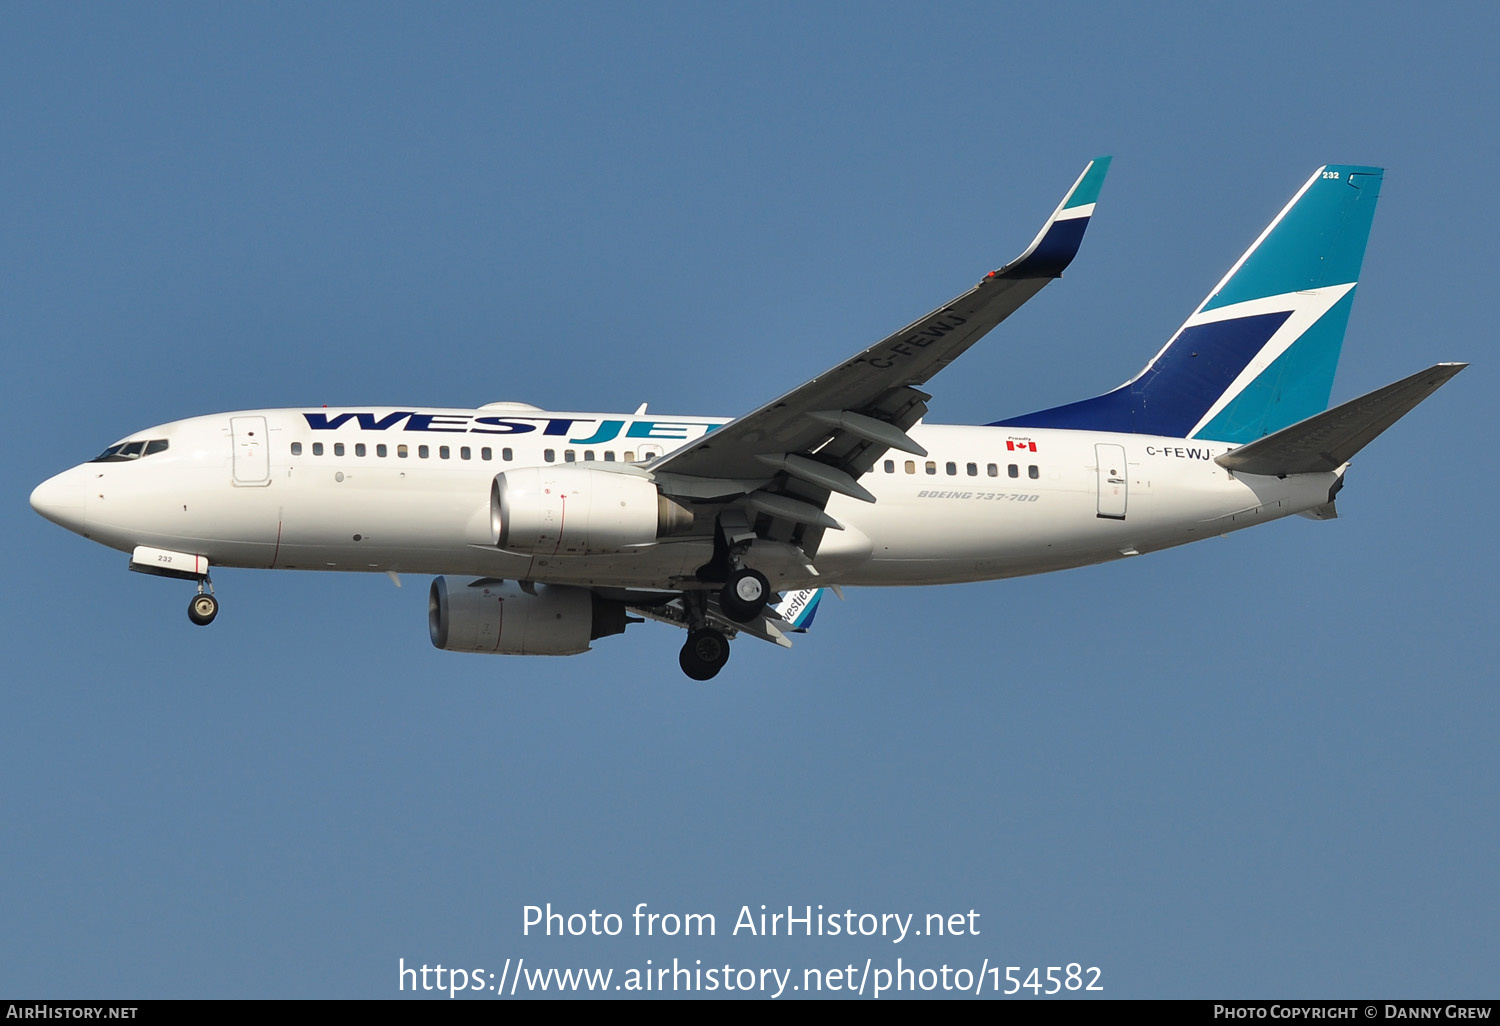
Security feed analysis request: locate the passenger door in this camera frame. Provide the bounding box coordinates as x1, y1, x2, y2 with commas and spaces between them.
1095, 443, 1127, 520
230, 416, 271, 486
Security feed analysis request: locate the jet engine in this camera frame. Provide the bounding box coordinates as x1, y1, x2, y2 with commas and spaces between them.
492, 466, 692, 555
428, 576, 629, 655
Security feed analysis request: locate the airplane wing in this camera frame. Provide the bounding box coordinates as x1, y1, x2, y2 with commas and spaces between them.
626, 587, 827, 649
649, 158, 1111, 548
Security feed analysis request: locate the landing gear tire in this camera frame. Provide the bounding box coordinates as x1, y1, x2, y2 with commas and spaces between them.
679, 628, 730, 681
719, 568, 770, 623
188, 593, 219, 626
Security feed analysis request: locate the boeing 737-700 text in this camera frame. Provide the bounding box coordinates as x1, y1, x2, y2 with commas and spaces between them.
30, 159, 1464, 679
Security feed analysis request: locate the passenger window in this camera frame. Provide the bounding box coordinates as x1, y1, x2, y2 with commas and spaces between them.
966, 462, 977, 476
355, 443, 366, 457
334, 442, 345, 456
544, 449, 555, 462
312, 442, 324, 456
481, 447, 492, 460
584, 450, 595, 461
884, 460, 895, 473
418, 445, 430, 459
604, 451, 616, 462
925, 461, 937, 475
439, 445, 450, 459
1008, 464, 1018, 478
461, 446, 471, 460
564, 450, 576, 462
945, 461, 956, 475
291, 442, 303, 456
624, 451, 635, 462
397, 444, 408, 458
1029, 464, 1039, 479
905, 460, 915, 474
502, 448, 513, 461
987, 463, 998, 477
377, 444, 388, 458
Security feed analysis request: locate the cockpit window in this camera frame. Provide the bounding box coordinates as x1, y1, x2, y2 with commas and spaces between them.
90, 439, 169, 463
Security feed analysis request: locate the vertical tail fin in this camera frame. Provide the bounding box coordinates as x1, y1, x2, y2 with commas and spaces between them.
993, 165, 1384, 442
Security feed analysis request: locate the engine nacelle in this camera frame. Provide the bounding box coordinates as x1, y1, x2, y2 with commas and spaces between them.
493, 466, 692, 555
428, 576, 629, 656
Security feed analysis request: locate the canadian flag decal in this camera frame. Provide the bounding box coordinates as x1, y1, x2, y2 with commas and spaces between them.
1006, 440, 1037, 452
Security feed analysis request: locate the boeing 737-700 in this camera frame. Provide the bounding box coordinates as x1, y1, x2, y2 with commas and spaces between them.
29, 159, 1464, 679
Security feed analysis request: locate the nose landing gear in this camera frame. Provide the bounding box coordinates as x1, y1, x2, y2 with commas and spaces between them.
187, 577, 218, 626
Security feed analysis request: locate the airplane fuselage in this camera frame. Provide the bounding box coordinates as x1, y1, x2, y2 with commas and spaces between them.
33, 405, 1339, 591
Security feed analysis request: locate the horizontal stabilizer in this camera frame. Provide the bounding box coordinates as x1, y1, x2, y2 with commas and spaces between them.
1215, 363, 1466, 476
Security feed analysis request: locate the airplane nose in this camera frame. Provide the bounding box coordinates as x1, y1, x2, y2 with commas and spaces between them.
30, 468, 87, 529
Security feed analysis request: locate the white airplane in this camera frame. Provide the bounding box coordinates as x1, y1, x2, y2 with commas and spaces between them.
30, 159, 1464, 680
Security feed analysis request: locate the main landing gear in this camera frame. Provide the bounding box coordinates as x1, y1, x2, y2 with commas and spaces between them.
719, 566, 769, 623
675, 589, 733, 681
682, 562, 771, 678
677, 513, 778, 678
698, 512, 771, 626
679, 627, 730, 681
187, 577, 218, 626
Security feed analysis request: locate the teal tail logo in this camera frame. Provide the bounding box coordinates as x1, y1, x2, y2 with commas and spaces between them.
994, 165, 1383, 441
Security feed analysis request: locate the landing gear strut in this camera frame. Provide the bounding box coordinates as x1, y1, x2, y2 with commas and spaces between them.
188, 577, 218, 626
702, 513, 770, 624
719, 567, 770, 623
679, 627, 730, 681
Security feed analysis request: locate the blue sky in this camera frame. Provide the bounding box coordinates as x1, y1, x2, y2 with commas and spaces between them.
4, 2, 1496, 998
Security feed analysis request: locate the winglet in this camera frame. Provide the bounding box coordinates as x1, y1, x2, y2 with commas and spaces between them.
991, 156, 1111, 279
774, 588, 823, 632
